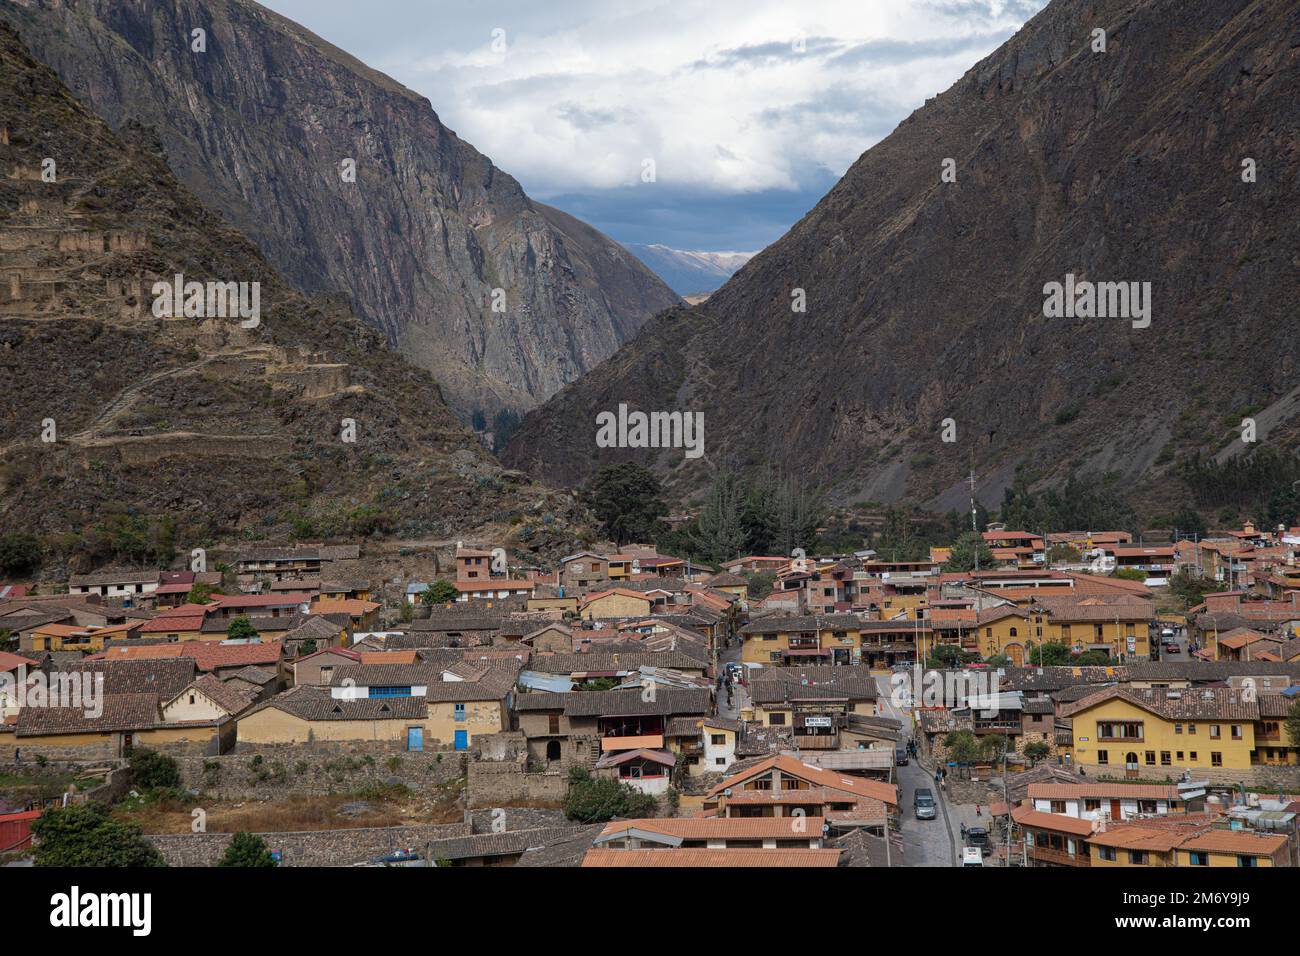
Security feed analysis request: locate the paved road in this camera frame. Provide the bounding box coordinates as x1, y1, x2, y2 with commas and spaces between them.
875, 672, 957, 867
716, 641, 748, 719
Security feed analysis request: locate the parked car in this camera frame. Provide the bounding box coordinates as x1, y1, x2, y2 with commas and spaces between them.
965, 826, 990, 855
962, 847, 984, 867
1164, 641, 1180, 653
914, 788, 936, 820
895, 744, 909, 766
1160, 627, 1176, 639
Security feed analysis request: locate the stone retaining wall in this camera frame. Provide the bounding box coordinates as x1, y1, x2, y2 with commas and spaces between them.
145, 822, 469, 867
173, 745, 467, 800
467, 760, 568, 808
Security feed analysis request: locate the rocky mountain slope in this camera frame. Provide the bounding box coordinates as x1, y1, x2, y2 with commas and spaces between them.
1, 0, 679, 421
505, 0, 1300, 511
625, 244, 755, 295
0, 20, 572, 555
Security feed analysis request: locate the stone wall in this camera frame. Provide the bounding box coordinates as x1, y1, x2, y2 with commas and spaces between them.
467, 806, 570, 833
145, 822, 468, 867
172, 745, 467, 800
467, 759, 568, 808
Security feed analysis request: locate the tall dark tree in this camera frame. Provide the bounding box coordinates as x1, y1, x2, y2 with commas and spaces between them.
585, 464, 669, 544
692, 469, 748, 564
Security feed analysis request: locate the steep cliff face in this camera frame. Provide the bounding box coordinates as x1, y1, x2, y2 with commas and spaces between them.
505, 0, 1300, 509
0, 19, 559, 545
1, 0, 679, 420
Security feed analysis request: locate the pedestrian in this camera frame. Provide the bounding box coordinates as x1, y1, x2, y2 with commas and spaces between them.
960, 822, 967, 841
975, 803, 982, 817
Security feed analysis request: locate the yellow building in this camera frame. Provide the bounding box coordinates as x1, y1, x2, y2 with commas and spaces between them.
236, 677, 510, 750
579, 588, 653, 620
1174, 830, 1290, 867
1062, 687, 1258, 772
28, 621, 141, 653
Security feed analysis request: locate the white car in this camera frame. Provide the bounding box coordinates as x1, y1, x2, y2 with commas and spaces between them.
962, 847, 983, 867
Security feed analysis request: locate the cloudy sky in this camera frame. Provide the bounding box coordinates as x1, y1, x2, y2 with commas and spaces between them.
262, 0, 1048, 252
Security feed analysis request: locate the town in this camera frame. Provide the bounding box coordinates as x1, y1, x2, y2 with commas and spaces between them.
2, 520, 1298, 870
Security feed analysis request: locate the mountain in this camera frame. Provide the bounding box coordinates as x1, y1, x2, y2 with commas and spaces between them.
0, 0, 679, 421
0, 19, 568, 558
625, 244, 755, 296
504, 0, 1300, 513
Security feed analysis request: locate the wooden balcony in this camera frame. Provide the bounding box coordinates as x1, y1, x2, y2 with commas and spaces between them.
1027, 844, 1089, 867
601, 734, 664, 752
793, 735, 840, 750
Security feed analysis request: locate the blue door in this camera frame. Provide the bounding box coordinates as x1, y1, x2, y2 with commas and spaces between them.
454, 730, 468, 751
407, 727, 423, 752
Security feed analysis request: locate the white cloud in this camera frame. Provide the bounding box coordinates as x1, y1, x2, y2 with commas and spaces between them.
266, 0, 1046, 200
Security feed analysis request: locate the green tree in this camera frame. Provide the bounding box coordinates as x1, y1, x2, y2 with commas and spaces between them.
422, 579, 459, 605
0, 533, 42, 577
1023, 740, 1051, 764
584, 464, 668, 544
1285, 700, 1300, 750
218, 831, 277, 868
563, 767, 658, 823
186, 581, 221, 603
1046, 543, 1081, 564
943, 531, 995, 572
692, 469, 748, 564
1170, 506, 1207, 539
226, 616, 259, 641
491, 408, 522, 453
1167, 569, 1226, 610
129, 749, 181, 792
943, 730, 982, 764
743, 570, 775, 600
31, 804, 165, 867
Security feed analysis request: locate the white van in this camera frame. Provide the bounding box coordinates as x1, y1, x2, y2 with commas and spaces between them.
962, 847, 983, 867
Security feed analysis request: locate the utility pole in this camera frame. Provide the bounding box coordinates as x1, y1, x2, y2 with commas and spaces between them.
968, 464, 980, 574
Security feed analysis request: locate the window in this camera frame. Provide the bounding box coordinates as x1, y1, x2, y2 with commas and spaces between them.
1160, 751, 1171, 766
1098, 846, 1117, 862
370, 686, 411, 698
1084, 799, 1101, 812
711, 734, 726, 745
1211, 751, 1222, 767
548, 714, 560, 735
1210, 724, 1221, 739
768, 713, 786, 726
454, 703, 466, 721
1050, 800, 1067, 814
1174, 723, 1182, 734
1188, 851, 1209, 866
1097, 721, 1143, 740
1189, 751, 1198, 762
1144, 751, 1156, 766
715, 757, 726, 766
1187, 723, 1196, 735
1231, 724, 1242, 740
1238, 855, 1257, 868
1176, 751, 1184, 761
1130, 850, 1149, 865
1097, 750, 1108, 765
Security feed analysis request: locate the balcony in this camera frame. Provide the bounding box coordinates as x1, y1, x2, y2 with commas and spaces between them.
601, 734, 664, 752
794, 735, 840, 750
1027, 844, 1089, 867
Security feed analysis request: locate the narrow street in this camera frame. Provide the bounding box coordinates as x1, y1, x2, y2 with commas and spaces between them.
875, 673, 958, 867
